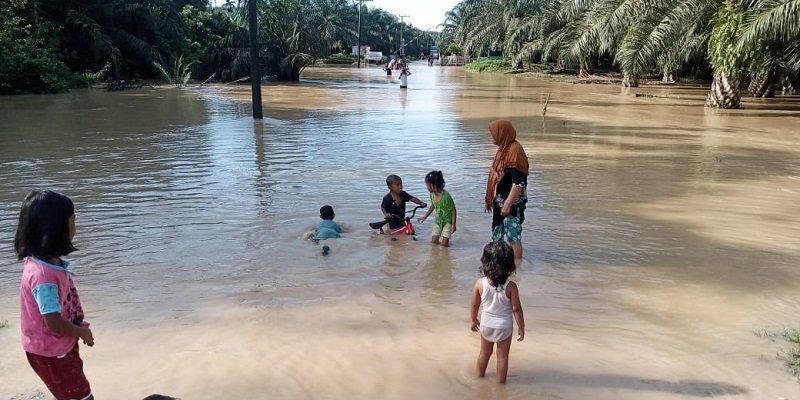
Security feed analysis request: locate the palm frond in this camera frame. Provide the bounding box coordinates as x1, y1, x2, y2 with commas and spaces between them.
738, 0, 800, 49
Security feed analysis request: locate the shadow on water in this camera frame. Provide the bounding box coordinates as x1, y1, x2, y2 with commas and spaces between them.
527, 369, 748, 397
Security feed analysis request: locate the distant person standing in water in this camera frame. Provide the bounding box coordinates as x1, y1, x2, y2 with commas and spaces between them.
385, 56, 396, 76
395, 54, 407, 71
399, 67, 411, 89
485, 119, 529, 260
14, 190, 96, 400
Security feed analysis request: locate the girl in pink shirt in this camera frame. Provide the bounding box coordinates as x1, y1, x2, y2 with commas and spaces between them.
15, 190, 95, 400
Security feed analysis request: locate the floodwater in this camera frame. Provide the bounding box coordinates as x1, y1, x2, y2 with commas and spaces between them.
1, 64, 799, 400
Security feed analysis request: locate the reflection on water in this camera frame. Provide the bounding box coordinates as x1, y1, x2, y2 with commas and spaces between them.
1, 64, 799, 399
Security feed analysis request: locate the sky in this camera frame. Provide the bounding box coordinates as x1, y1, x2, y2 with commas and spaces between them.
367, 0, 459, 31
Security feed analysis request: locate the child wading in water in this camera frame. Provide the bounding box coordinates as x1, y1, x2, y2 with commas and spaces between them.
381, 174, 427, 229
14, 190, 96, 400
418, 170, 457, 246
470, 241, 525, 383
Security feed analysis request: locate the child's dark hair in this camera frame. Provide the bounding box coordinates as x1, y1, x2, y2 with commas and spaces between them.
480, 241, 516, 286
14, 190, 77, 261
320, 205, 335, 220
425, 170, 445, 190
386, 174, 402, 186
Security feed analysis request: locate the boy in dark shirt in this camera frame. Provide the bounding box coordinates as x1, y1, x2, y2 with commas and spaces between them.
381, 175, 427, 229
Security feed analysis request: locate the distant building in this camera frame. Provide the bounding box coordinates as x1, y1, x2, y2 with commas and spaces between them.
352, 45, 370, 55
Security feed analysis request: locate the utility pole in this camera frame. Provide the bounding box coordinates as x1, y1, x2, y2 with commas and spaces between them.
356, 0, 373, 68
398, 14, 409, 56
247, 0, 263, 119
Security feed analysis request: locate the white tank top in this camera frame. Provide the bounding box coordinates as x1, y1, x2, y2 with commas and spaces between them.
480, 277, 513, 329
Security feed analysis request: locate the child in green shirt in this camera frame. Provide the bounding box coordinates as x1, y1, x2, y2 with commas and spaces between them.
418, 170, 457, 247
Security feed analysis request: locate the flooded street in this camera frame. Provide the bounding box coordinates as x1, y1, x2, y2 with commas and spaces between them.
1, 64, 800, 399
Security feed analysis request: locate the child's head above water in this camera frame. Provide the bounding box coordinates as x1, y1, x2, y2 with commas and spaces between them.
425, 170, 445, 192
14, 189, 77, 261
386, 174, 403, 193
319, 205, 335, 220
480, 241, 516, 286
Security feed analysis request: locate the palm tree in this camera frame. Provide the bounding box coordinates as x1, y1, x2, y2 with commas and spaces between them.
738, 0, 800, 95
258, 0, 349, 80
33, 0, 187, 79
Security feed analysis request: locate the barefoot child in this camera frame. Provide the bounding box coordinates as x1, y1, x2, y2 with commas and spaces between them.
418, 171, 457, 246
470, 241, 525, 383
15, 190, 96, 400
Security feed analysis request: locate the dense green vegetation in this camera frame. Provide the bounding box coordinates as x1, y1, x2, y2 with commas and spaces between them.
7, 0, 796, 109
465, 59, 511, 72
0, 0, 434, 94
441, 0, 800, 108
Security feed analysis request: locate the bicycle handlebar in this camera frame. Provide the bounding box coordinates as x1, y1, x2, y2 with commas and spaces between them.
405, 205, 425, 220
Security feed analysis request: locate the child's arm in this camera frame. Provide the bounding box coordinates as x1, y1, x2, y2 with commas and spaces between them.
43, 313, 94, 346
418, 202, 435, 222
381, 206, 392, 219
451, 206, 457, 233
409, 196, 427, 209
470, 279, 482, 331
507, 281, 525, 341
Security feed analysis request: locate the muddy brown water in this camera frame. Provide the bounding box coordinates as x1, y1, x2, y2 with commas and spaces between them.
1, 64, 799, 399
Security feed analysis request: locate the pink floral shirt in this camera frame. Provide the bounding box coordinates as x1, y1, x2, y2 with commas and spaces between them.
20, 257, 85, 357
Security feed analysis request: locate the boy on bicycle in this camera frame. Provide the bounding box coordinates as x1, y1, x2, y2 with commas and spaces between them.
381, 175, 427, 230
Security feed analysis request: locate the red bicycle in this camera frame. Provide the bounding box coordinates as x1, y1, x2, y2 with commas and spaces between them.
369, 206, 425, 236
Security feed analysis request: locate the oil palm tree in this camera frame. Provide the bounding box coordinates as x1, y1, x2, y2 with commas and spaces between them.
738, 0, 800, 95
37, 0, 184, 78
258, 0, 349, 80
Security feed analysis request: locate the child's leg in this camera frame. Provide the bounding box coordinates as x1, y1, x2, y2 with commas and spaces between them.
495, 336, 513, 383
476, 336, 494, 378
431, 224, 442, 245
440, 223, 452, 247
26, 344, 93, 400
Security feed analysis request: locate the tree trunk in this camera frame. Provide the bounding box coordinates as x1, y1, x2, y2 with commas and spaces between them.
705, 75, 741, 109
748, 69, 775, 98
781, 74, 799, 94
662, 70, 675, 83
578, 59, 592, 78
622, 72, 638, 87
275, 54, 310, 81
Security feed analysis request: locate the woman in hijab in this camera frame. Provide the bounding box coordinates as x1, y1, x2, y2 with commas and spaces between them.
485, 119, 529, 260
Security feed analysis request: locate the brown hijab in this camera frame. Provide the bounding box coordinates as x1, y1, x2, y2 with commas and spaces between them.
485, 119, 529, 210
